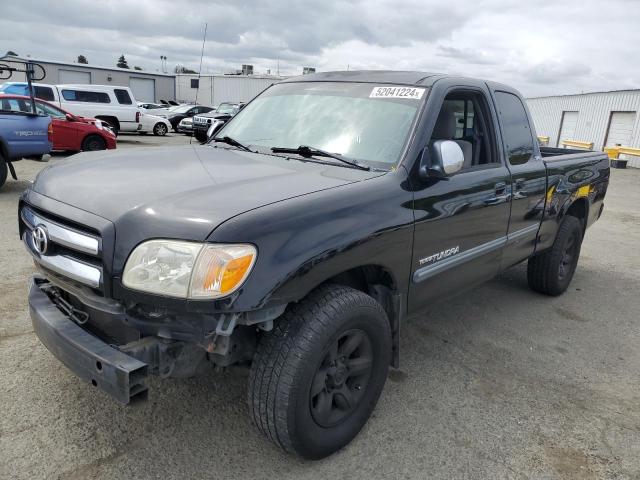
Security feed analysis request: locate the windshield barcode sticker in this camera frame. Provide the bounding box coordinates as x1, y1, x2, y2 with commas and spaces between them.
370, 86, 425, 99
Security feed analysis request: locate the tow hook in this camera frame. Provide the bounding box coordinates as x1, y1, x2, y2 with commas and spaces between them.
40, 283, 89, 325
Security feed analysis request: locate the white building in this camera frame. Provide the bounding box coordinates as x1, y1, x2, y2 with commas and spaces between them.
175, 74, 285, 106
527, 89, 640, 168
0, 55, 175, 103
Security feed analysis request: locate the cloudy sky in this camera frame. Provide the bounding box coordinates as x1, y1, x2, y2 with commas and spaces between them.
1, 0, 639, 97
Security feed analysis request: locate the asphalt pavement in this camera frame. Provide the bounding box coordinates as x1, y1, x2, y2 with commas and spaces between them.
1, 134, 638, 479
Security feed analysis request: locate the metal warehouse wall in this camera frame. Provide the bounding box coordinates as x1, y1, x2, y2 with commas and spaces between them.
527, 90, 640, 168
1, 57, 175, 103
175, 74, 284, 106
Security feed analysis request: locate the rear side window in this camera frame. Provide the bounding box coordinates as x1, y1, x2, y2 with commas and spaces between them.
34, 86, 55, 102
61, 90, 111, 103
114, 89, 132, 104
495, 91, 534, 165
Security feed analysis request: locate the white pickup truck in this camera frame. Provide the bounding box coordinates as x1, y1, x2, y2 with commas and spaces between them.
0, 82, 141, 134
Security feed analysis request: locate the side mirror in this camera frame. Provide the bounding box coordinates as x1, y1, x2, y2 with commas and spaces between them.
419, 140, 464, 180
65, 113, 76, 122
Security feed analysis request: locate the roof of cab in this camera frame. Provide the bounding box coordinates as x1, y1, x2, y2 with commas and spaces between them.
280, 70, 446, 86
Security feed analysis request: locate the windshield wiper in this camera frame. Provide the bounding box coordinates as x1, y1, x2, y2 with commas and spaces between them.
271, 145, 370, 171
212, 136, 253, 152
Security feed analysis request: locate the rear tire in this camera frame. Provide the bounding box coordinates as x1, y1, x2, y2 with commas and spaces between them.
0, 157, 8, 189
82, 135, 107, 152
248, 284, 391, 460
527, 216, 583, 296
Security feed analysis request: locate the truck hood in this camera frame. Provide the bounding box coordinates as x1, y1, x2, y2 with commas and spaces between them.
31, 145, 381, 241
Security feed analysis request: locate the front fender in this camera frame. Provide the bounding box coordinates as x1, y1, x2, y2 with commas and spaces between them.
207, 170, 415, 312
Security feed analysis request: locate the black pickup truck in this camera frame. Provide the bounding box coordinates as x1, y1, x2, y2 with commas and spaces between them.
20, 71, 609, 459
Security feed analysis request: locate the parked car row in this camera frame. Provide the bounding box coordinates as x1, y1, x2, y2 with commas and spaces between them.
0, 82, 140, 134
0, 78, 247, 190
1, 82, 191, 140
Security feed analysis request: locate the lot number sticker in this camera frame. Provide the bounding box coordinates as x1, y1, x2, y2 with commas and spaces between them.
370, 86, 425, 100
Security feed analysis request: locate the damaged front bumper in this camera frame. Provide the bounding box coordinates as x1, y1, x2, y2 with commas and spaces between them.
28, 274, 285, 404
29, 277, 149, 404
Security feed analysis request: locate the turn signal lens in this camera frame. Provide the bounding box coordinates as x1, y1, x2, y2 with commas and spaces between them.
189, 244, 257, 298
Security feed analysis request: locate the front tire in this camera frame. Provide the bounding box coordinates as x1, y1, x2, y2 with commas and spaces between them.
82, 135, 107, 151
248, 284, 391, 459
527, 215, 583, 296
153, 122, 168, 136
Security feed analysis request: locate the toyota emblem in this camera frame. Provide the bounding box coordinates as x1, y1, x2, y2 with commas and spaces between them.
32, 225, 49, 255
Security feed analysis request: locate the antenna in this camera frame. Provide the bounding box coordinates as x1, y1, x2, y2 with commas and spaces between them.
191, 23, 208, 145
194, 23, 207, 106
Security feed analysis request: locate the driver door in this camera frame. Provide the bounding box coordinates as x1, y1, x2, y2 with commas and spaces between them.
408, 87, 512, 313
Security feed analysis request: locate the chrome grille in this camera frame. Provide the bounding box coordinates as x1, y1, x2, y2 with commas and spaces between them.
21, 205, 103, 290
192, 116, 211, 125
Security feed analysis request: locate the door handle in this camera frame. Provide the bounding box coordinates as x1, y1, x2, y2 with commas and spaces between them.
485, 182, 510, 205
515, 178, 526, 190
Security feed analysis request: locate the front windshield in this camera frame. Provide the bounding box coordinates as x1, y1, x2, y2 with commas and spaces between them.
218, 82, 426, 167
216, 103, 239, 115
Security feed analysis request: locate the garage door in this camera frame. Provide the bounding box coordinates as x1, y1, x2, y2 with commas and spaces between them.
557, 111, 578, 147
59, 69, 91, 84
605, 111, 638, 168
605, 112, 636, 147
129, 78, 155, 102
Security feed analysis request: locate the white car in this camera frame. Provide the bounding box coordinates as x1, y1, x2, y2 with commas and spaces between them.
0, 82, 141, 135
137, 102, 172, 118
138, 112, 171, 136
177, 117, 193, 135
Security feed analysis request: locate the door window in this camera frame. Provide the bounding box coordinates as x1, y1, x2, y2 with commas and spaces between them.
114, 89, 133, 105
61, 90, 111, 103
0, 98, 31, 112
495, 92, 534, 165
34, 86, 55, 101
430, 91, 497, 171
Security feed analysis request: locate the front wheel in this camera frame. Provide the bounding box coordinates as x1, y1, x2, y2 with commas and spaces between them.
248, 284, 391, 459
82, 135, 107, 151
527, 215, 583, 296
153, 122, 168, 136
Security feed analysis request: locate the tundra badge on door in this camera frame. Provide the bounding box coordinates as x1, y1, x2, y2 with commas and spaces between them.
419, 246, 460, 266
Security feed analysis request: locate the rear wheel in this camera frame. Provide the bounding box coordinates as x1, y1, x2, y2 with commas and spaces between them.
527, 215, 583, 296
82, 135, 107, 152
153, 122, 168, 136
248, 284, 391, 459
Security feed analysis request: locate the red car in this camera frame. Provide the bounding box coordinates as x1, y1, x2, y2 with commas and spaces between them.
0, 95, 116, 152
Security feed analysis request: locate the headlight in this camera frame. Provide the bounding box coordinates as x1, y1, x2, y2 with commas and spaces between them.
122, 240, 257, 299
